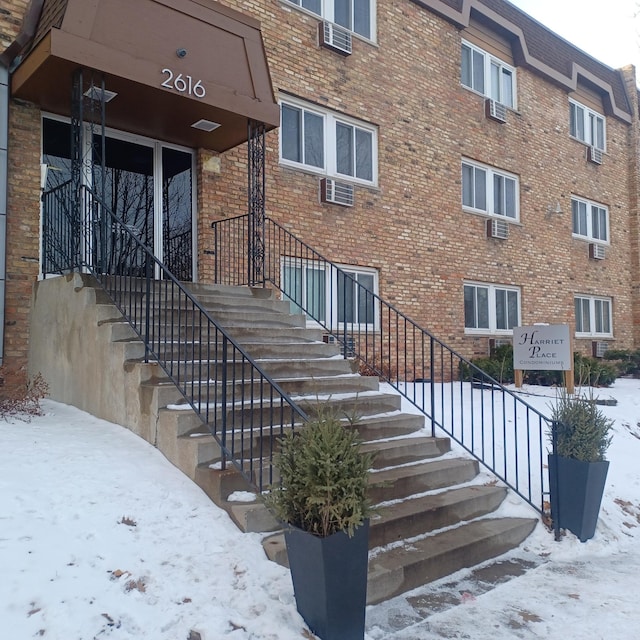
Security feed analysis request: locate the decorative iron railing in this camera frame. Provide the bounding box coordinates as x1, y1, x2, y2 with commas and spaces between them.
211, 213, 554, 515
42, 186, 308, 491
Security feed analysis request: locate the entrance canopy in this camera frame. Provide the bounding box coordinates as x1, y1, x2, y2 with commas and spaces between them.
11, 0, 279, 151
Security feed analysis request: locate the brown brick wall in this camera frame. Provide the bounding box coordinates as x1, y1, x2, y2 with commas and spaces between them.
1, 0, 639, 395
0, 0, 28, 51
201, 0, 639, 362
2, 2, 41, 396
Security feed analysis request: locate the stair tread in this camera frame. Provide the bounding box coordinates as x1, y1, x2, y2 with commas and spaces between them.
373, 485, 507, 525
369, 517, 537, 571
370, 457, 477, 484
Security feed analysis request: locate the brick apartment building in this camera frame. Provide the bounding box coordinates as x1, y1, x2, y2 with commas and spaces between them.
1, 0, 639, 393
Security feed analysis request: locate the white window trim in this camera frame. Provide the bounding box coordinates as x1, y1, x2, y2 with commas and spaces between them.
571, 195, 610, 244
281, 257, 379, 331
279, 96, 378, 187
569, 98, 606, 151
463, 282, 521, 335
574, 295, 613, 338
461, 39, 517, 109
461, 158, 520, 221
281, 0, 377, 43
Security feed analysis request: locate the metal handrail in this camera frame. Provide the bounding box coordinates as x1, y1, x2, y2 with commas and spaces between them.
42, 186, 308, 491
212, 213, 553, 514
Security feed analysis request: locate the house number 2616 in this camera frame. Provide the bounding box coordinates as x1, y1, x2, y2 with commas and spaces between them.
161, 69, 206, 98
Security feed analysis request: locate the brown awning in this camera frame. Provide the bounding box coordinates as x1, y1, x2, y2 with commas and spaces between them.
11, 0, 280, 151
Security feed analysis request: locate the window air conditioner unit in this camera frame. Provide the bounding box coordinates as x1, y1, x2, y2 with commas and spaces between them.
484, 98, 507, 123
592, 341, 610, 359
323, 334, 355, 357
486, 218, 509, 240
319, 21, 352, 56
587, 146, 603, 165
589, 243, 606, 260
320, 178, 354, 207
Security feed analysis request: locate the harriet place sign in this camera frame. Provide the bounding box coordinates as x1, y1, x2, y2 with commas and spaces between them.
513, 324, 572, 371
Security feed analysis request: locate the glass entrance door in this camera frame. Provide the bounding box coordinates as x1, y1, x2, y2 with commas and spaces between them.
93, 136, 154, 277
42, 117, 195, 280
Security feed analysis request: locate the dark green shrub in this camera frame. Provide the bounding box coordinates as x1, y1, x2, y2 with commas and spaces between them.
604, 349, 640, 377
461, 344, 515, 384
464, 348, 618, 388
550, 388, 613, 462
573, 353, 617, 387
265, 413, 374, 538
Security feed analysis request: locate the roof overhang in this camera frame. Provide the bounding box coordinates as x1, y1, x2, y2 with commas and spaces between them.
10, 0, 280, 151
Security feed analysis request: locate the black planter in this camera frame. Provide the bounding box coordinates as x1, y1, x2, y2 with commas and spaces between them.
548, 454, 609, 542
284, 520, 369, 640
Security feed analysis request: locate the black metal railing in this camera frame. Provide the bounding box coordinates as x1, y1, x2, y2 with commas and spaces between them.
212, 214, 553, 515
42, 186, 308, 491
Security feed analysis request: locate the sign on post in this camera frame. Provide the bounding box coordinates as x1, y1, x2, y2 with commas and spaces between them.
512, 324, 574, 393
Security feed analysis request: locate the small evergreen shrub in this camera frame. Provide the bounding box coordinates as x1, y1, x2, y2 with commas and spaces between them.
604, 349, 640, 377
265, 413, 374, 538
550, 388, 613, 462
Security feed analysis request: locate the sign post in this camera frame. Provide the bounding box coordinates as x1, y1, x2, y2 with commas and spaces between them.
512, 324, 573, 393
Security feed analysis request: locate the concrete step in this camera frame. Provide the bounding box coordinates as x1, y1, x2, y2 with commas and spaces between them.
141, 373, 381, 410
366, 517, 538, 604
147, 340, 340, 361
217, 391, 402, 425
362, 436, 450, 469
369, 458, 480, 503
352, 411, 425, 441
369, 485, 508, 547
227, 326, 325, 343
156, 419, 221, 480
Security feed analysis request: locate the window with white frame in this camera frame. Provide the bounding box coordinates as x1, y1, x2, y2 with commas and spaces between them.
569, 99, 606, 151
461, 40, 516, 108
574, 295, 612, 337
464, 283, 520, 334
280, 98, 376, 185
571, 196, 609, 243
282, 259, 378, 329
285, 0, 375, 40
462, 159, 519, 220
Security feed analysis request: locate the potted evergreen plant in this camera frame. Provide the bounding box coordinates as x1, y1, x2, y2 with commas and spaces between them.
265, 412, 374, 640
548, 387, 613, 542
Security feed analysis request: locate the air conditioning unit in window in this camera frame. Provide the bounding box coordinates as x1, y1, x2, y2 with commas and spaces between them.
320, 178, 354, 207
592, 341, 610, 358
319, 21, 352, 56
484, 98, 507, 123
589, 243, 606, 260
587, 146, 603, 165
486, 218, 509, 240
323, 334, 355, 357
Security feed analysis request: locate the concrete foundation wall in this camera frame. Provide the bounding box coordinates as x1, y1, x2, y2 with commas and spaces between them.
28, 273, 161, 443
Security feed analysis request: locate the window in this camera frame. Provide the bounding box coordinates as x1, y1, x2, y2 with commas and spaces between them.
571, 197, 609, 243
569, 99, 606, 151
282, 259, 378, 329
461, 41, 516, 108
285, 0, 375, 39
464, 283, 520, 334
575, 296, 612, 337
462, 159, 519, 220
280, 99, 376, 185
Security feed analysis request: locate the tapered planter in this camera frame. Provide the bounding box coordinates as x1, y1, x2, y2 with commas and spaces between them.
548, 454, 609, 542
285, 520, 369, 640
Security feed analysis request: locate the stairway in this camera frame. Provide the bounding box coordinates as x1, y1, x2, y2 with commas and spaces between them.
33, 275, 537, 606
136, 282, 538, 605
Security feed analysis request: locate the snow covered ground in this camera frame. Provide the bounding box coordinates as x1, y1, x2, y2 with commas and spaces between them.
2, 379, 640, 639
